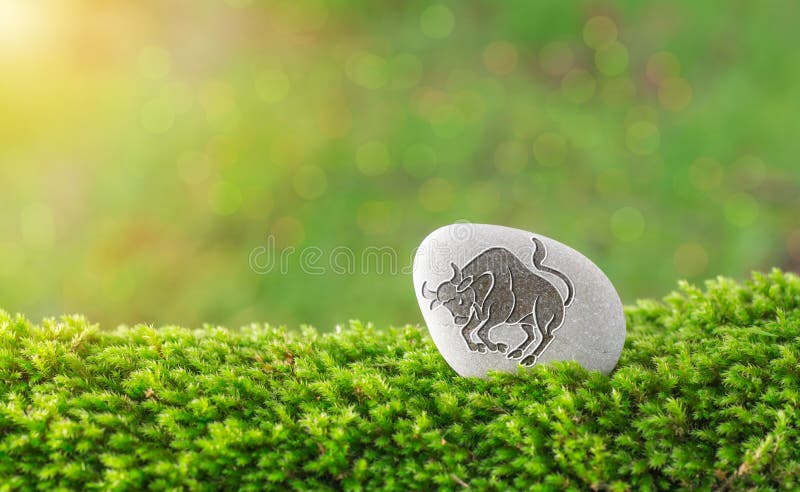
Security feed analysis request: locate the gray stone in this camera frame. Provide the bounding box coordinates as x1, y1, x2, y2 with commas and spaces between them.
413, 223, 625, 377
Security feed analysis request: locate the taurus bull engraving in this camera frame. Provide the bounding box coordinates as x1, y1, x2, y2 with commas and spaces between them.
421, 237, 574, 366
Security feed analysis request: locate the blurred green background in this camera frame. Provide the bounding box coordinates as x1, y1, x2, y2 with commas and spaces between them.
1, 1, 798, 330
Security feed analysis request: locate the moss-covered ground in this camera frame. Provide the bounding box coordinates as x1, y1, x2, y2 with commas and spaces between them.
2, 270, 800, 490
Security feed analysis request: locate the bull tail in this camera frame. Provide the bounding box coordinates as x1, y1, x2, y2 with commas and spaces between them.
531, 237, 574, 307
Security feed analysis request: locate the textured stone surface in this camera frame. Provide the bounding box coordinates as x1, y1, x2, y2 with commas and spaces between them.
413, 223, 626, 377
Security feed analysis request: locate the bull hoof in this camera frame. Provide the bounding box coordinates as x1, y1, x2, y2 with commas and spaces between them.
520, 355, 537, 367
496, 343, 507, 354
474, 343, 487, 353
507, 349, 523, 359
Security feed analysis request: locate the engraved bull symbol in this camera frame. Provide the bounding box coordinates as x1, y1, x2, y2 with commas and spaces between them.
421, 237, 574, 366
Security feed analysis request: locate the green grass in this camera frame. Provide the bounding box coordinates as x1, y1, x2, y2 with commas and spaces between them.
2, 270, 800, 490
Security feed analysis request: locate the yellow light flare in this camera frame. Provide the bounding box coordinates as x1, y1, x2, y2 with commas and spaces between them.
0, 0, 52, 58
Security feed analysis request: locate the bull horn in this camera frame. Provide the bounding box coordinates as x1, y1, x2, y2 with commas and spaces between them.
421, 281, 437, 299
430, 299, 442, 310
450, 263, 461, 283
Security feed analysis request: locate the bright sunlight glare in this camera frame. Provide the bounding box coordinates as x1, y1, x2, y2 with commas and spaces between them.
0, 0, 51, 57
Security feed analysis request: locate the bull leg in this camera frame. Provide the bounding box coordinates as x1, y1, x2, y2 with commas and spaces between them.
507, 323, 535, 359
460, 314, 486, 353
521, 315, 556, 367
521, 334, 554, 366
475, 305, 508, 353
476, 321, 506, 353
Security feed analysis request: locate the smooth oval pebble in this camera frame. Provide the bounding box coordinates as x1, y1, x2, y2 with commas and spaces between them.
413, 223, 626, 377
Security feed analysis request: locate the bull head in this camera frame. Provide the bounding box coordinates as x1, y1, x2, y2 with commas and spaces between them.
421, 263, 477, 324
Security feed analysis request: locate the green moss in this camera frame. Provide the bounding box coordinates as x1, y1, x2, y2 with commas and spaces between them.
2, 270, 800, 490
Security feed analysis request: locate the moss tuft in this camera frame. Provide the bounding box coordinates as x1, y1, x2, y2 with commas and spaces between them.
2, 269, 800, 490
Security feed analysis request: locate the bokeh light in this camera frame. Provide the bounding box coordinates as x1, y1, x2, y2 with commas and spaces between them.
610, 207, 645, 242
583, 16, 618, 50
724, 193, 760, 228
594, 42, 629, 76
0, 1, 797, 330
346, 53, 389, 90
420, 4, 455, 39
